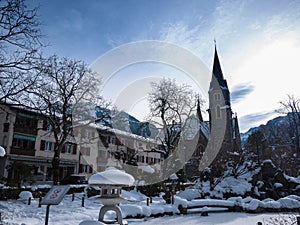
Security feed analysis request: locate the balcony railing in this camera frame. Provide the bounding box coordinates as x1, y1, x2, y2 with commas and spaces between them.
14, 126, 37, 135
10, 147, 35, 156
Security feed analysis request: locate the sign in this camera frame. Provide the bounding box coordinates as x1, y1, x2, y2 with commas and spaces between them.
40, 185, 70, 205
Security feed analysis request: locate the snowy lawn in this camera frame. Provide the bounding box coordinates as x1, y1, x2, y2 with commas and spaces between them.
0, 190, 299, 225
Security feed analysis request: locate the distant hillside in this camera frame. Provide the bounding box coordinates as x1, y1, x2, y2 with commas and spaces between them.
241, 113, 298, 146
95, 107, 159, 138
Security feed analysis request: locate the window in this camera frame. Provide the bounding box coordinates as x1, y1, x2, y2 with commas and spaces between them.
47, 124, 53, 132
45, 141, 54, 151
3, 123, 9, 132
80, 147, 90, 156
216, 105, 221, 118
98, 150, 107, 158
2, 136, 7, 148
64, 143, 77, 154
79, 164, 92, 173
214, 93, 221, 101
110, 136, 116, 145
12, 137, 35, 150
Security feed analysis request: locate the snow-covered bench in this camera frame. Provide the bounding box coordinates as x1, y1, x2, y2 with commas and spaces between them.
178, 199, 236, 214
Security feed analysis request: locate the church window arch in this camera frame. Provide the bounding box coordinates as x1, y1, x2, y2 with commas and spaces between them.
214, 93, 221, 101
216, 105, 221, 118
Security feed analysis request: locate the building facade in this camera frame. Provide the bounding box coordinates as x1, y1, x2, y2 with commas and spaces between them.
0, 46, 242, 184
0, 104, 162, 184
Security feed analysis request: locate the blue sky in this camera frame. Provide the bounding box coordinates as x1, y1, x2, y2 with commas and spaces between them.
31, 0, 300, 132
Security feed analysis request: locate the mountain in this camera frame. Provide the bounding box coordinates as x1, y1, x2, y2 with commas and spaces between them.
241, 113, 298, 146
95, 108, 158, 138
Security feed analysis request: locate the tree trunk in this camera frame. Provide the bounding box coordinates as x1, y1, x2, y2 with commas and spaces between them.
52, 147, 61, 185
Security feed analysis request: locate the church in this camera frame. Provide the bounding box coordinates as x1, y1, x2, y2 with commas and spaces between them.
185, 46, 242, 179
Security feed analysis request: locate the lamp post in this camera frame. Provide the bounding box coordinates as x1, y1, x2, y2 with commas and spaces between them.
0, 146, 5, 157
88, 167, 135, 225
169, 173, 178, 204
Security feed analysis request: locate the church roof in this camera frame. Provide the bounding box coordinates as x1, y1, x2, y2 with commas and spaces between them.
212, 45, 228, 88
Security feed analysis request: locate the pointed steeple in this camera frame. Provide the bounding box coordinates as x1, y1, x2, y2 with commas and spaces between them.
209, 42, 231, 106
197, 96, 203, 122
212, 43, 226, 87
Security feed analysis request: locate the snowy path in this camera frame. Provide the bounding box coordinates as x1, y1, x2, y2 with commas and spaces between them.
129, 212, 299, 225
0, 198, 298, 225
0, 190, 299, 225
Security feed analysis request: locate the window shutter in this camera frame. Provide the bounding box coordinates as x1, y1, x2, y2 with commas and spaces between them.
73, 144, 77, 155
79, 164, 83, 173
42, 120, 47, 130
89, 165, 93, 173
61, 144, 66, 153
40, 140, 46, 151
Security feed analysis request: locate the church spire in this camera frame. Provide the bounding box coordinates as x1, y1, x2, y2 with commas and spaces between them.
210, 42, 231, 106
212, 43, 226, 87
197, 95, 203, 122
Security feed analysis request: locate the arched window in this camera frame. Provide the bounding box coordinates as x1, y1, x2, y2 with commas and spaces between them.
216, 105, 221, 118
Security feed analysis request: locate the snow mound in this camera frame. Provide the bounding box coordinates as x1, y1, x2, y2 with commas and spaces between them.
121, 205, 149, 218
177, 189, 200, 201
247, 199, 263, 211
188, 199, 235, 208
89, 167, 135, 186
79, 221, 106, 225
122, 190, 147, 201
174, 195, 188, 208
18, 191, 33, 201
277, 196, 300, 209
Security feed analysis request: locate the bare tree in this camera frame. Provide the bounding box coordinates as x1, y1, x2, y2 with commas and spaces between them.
277, 95, 300, 156
0, 0, 43, 102
147, 78, 203, 158
23, 55, 107, 184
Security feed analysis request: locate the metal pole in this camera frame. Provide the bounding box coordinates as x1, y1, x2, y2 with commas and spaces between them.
38, 197, 42, 208
81, 197, 85, 207
45, 205, 51, 225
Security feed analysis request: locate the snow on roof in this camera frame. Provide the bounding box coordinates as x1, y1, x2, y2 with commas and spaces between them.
141, 165, 155, 174
88, 122, 160, 144
220, 105, 230, 109
88, 167, 135, 186
169, 173, 178, 180
200, 121, 210, 139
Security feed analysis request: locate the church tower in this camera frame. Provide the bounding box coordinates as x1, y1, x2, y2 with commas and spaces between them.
185, 44, 242, 179
207, 45, 241, 171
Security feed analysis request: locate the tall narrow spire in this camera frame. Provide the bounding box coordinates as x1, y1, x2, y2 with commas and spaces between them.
212, 44, 225, 86
197, 96, 203, 122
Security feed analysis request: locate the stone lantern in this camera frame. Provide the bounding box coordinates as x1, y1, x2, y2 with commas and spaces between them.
88, 167, 135, 225
0, 146, 6, 157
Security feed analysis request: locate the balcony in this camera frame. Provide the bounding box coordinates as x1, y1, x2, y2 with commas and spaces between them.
14, 126, 37, 136
10, 147, 35, 156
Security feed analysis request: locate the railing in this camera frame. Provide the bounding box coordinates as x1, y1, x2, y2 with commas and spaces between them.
10, 147, 35, 156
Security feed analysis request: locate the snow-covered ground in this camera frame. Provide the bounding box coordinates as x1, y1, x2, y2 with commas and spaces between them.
0, 189, 299, 225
